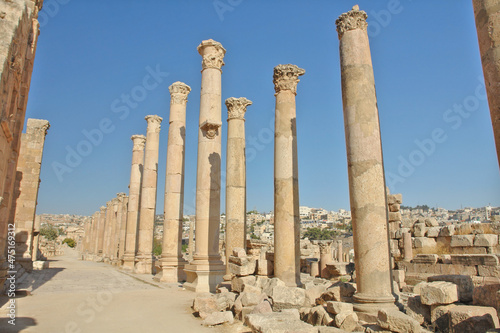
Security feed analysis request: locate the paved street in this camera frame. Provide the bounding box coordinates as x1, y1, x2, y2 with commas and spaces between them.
0, 249, 224, 333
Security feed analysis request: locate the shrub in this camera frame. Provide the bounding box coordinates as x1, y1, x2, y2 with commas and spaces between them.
40, 225, 58, 241
62, 238, 76, 248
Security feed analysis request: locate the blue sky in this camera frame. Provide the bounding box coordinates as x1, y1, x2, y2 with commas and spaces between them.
26, 0, 500, 215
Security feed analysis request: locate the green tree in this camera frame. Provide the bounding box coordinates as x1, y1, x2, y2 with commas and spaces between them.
62, 238, 76, 248
40, 225, 58, 241
153, 238, 162, 256
303, 227, 339, 240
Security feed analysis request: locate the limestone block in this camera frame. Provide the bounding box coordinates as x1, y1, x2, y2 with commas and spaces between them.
261, 277, 286, 296
425, 218, 439, 227
250, 299, 273, 315
193, 293, 218, 319
394, 228, 409, 239
270, 285, 306, 311
431, 304, 457, 332
426, 227, 441, 238
398, 261, 478, 276
389, 203, 400, 212
233, 247, 246, 258
406, 295, 431, 325
420, 281, 458, 305
334, 311, 358, 332
215, 292, 236, 311
326, 301, 353, 315
475, 234, 499, 247
316, 288, 341, 305
239, 306, 256, 322
479, 266, 500, 278
473, 283, 500, 309
305, 305, 334, 327
452, 246, 487, 255
428, 275, 474, 303
228, 257, 256, 276
440, 225, 456, 237
304, 284, 328, 307
240, 291, 263, 307
377, 309, 421, 333
392, 269, 405, 284
413, 222, 426, 237
202, 311, 234, 326
245, 312, 316, 333
449, 305, 500, 333
32, 260, 48, 270
413, 237, 436, 249
451, 254, 499, 266
413, 254, 438, 264
451, 235, 475, 247
231, 275, 256, 293
388, 212, 402, 222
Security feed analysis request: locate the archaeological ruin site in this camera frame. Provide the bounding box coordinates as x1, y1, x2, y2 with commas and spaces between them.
1, 1, 500, 332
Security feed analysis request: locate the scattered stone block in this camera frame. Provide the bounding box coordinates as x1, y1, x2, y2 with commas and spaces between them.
326, 301, 353, 315
451, 254, 499, 266
413, 222, 426, 237
449, 305, 500, 333
240, 291, 263, 307
250, 299, 273, 315
377, 309, 421, 333
233, 247, 247, 258
451, 235, 475, 247
413, 237, 437, 249
479, 266, 500, 278
412, 254, 438, 264
440, 225, 455, 237
261, 277, 286, 296
202, 311, 234, 326
269, 285, 306, 311
388, 212, 402, 222
334, 311, 358, 332
426, 227, 441, 238
32, 260, 48, 270
428, 275, 474, 303
305, 284, 328, 307
229, 256, 257, 276
425, 217, 439, 227
431, 304, 456, 332
473, 283, 500, 309
306, 305, 334, 326
475, 234, 499, 247
420, 281, 458, 305
406, 295, 431, 325
245, 312, 316, 333
389, 203, 400, 212
215, 292, 237, 311
193, 293, 219, 319
231, 275, 256, 293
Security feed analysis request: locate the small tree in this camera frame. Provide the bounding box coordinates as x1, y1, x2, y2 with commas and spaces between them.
153, 238, 162, 256
62, 238, 76, 248
40, 225, 58, 241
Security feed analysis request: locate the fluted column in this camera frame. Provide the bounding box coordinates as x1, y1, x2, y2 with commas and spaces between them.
118, 195, 128, 265
273, 64, 304, 287
473, 0, 500, 168
12, 119, 49, 270
123, 135, 146, 270
336, 5, 396, 314
135, 115, 162, 274
96, 206, 107, 260
109, 197, 120, 263
224, 97, 252, 280
160, 82, 191, 282
184, 39, 226, 293
103, 201, 113, 262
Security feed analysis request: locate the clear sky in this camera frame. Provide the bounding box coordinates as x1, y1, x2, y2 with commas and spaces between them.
26, 0, 500, 216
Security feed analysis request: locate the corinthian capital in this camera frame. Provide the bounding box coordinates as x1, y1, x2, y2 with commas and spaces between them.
131, 134, 146, 150
169, 81, 191, 105
335, 5, 368, 40
197, 39, 226, 71
273, 64, 305, 95
225, 97, 252, 121
145, 115, 163, 126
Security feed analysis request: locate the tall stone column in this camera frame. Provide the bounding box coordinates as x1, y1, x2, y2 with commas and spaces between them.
123, 135, 146, 271
103, 200, 113, 263
403, 231, 413, 262
96, 206, 107, 260
112, 193, 126, 265
135, 115, 162, 274
118, 195, 128, 265
184, 39, 226, 293
337, 240, 343, 262
31, 215, 41, 261
273, 64, 304, 287
319, 241, 333, 278
336, 5, 396, 314
473, 0, 500, 168
160, 82, 191, 283
188, 218, 195, 259
224, 97, 252, 280
11, 119, 49, 270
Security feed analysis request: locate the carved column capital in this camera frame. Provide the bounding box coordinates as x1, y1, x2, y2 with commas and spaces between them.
273, 64, 305, 95
100, 206, 106, 212
197, 39, 226, 71
200, 120, 222, 139
131, 134, 146, 150
225, 97, 252, 121
335, 5, 368, 40
169, 81, 191, 105
145, 115, 163, 125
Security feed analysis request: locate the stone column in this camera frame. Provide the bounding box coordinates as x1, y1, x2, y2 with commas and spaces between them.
31, 215, 41, 261
96, 206, 107, 259
11, 119, 49, 270
103, 201, 113, 262
135, 115, 162, 274
273, 64, 305, 287
403, 231, 413, 262
336, 5, 396, 314
224, 97, 252, 280
473, 0, 500, 168
188, 218, 195, 259
184, 39, 226, 293
337, 240, 343, 262
319, 241, 333, 278
112, 193, 126, 265
118, 195, 128, 265
123, 134, 146, 271
159, 81, 191, 283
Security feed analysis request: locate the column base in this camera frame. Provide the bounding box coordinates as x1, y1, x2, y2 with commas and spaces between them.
122, 254, 136, 271
353, 292, 397, 321
15, 257, 33, 272
183, 259, 225, 293
134, 255, 154, 274
156, 257, 188, 283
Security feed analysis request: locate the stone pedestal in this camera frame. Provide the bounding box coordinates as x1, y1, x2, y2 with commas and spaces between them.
224, 97, 252, 280
336, 5, 396, 313
160, 82, 191, 283
12, 119, 49, 271
473, 0, 500, 168
184, 39, 226, 293
273, 64, 304, 287
123, 135, 146, 271
135, 116, 162, 274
